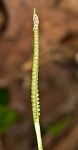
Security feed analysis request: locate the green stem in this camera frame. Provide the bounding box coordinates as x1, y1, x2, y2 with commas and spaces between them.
35, 121, 43, 150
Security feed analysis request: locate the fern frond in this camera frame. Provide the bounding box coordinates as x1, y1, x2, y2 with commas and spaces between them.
31, 8, 40, 121
31, 8, 43, 150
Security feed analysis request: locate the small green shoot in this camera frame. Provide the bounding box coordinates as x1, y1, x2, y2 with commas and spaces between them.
48, 116, 71, 136
0, 106, 18, 134
0, 87, 10, 106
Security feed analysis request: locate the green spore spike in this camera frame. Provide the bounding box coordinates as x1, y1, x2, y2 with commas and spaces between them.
31, 8, 43, 150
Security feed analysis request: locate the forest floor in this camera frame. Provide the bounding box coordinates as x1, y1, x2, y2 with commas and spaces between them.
0, 0, 78, 150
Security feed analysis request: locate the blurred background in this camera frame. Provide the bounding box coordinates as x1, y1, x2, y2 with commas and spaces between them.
0, 0, 78, 150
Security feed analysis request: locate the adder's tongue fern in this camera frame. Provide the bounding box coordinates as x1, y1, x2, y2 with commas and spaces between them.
31, 8, 43, 150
